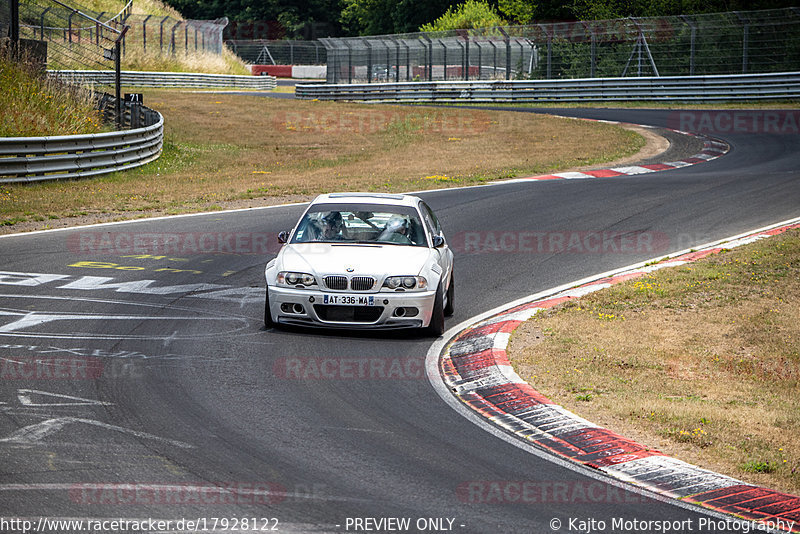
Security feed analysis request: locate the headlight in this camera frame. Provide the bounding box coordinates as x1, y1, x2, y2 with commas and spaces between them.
277, 271, 317, 287
383, 276, 427, 290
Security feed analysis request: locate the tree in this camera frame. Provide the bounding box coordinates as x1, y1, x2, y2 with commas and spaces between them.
498, 0, 536, 24
419, 0, 505, 32
340, 0, 457, 36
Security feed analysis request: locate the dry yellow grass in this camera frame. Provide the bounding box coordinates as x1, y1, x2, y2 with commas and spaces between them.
509, 229, 800, 493
0, 91, 643, 231
120, 47, 251, 75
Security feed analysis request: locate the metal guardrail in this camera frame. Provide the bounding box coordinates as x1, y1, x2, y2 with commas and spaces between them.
0, 102, 163, 184
295, 72, 800, 102
49, 69, 277, 89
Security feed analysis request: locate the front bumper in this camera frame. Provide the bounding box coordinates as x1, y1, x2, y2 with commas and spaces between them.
267, 285, 436, 329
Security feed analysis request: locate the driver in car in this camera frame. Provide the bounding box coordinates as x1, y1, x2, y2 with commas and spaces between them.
378, 216, 412, 244
321, 211, 345, 241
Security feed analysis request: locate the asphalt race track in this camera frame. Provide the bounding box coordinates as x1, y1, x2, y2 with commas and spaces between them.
1, 107, 799, 533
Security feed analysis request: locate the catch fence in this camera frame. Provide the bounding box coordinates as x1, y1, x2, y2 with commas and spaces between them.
227, 39, 326, 65
7, 0, 226, 71
322, 8, 800, 84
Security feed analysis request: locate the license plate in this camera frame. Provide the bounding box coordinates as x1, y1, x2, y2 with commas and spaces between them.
322, 294, 375, 306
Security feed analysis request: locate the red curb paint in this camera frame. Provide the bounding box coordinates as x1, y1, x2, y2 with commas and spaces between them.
536, 437, 588, 459
764, 223, 800, 236
582, 169, 626, 178
641, 163, 676, 171
512, 126, 728, 183
525, 296, 573, 309
689, 485, 800, 529
450, 349, 504, 373
461, 392, 509, 418
588, 449, 662, 468
589, 271, 646, 286
482, 383, 553, 411
456, 321, 518, 340
669, 248, 723, 263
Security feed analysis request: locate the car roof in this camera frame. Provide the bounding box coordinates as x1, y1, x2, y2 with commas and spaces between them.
309, 192, 422, 208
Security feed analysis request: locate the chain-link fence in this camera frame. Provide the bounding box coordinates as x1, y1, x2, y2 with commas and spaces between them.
323, 8, 800, 84
0, 0, 10, 41
9, 0, 226, 70
122, 13, 226, 56
15, 0, 125, 70
226, 39, 326, 65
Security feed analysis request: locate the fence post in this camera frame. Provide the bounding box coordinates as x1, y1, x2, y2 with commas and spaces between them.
540, 24, 552, 79
680, 15, 696, 76
10, 0, 19, 47
384, 40, 391, 81
344, 39, 352, 83
582, 21, 596, 78
440, 39, 447, 81
40, 7, 51, 41
475, 39, 482, 79
390, 37, 400, 82
464, 33, 470, 81
735, 12, 749, 74
365, 39, 372, 82
422, 33, 432, 81
499, 27, 511, 80
115, 40, 121, 129
403, 40, 410, 81
170, 21, 180, 55
159, 16, 168, 53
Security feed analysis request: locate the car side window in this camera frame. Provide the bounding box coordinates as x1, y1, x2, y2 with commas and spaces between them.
419, 201, 441, 236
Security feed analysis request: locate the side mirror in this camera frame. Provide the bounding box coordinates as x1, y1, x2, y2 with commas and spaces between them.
277, 231, 290, 244
432, 235, 445, 248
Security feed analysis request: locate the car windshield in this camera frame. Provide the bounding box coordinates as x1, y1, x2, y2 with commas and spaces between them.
291, 203, 428, 247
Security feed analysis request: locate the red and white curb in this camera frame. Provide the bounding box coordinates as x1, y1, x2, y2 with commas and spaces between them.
504, 121, 729, 183
430, 216, 800, 532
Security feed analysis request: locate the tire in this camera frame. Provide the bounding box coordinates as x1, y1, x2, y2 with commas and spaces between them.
444, 271, 455, 317
264, 284, 274, 328
427, 283, 445, 337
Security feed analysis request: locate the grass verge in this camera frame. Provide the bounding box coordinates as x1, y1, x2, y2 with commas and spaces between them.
1, 46, 106, 137
508, 229, 800, 493
1, 89, 644, 232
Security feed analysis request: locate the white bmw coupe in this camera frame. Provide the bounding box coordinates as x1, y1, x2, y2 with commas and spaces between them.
265, 193, 454, 335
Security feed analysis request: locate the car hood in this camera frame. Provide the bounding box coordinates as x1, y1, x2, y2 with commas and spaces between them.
279, 243, 434, 277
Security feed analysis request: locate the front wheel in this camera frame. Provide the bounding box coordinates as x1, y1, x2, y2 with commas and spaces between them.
444, 271, 455, 317
427, 283, 446, 337
264, 284, 274, 328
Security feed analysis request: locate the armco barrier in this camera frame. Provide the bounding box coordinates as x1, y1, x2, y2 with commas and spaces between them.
0, 107, 163, 184
296, 72, 800, 102
49, 70, 277, 90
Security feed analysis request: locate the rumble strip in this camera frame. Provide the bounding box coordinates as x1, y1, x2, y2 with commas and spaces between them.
435, 217, 800, 532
